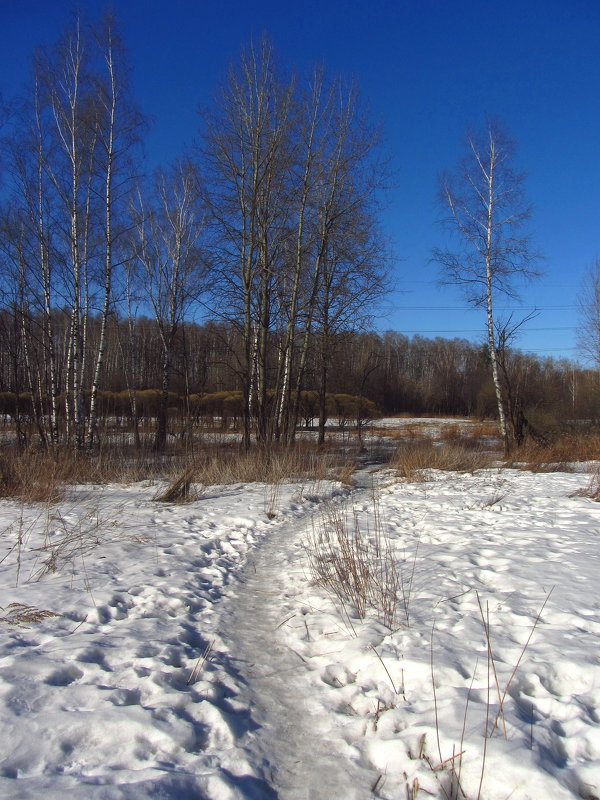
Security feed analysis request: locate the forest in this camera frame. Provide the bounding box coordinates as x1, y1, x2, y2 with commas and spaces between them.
0, 14, 595, 454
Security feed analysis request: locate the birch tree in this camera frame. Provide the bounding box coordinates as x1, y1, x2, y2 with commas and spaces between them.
131, 161, 207, 452
433, 121, 540, 453
1, 78, 62, 446
28, 17, 102, 449
202, 42, 389, 447
86, 15, 143, 448
577, 259, 600, 368
202, 38, 294, 448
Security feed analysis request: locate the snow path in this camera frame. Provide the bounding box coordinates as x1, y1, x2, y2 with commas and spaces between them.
0, 479, 359, 799
218, 475, 375, 799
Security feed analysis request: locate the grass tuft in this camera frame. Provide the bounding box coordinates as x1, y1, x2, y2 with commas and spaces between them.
306, 486, 420, 630
0, 442, 353, 503
0, 602, 61, 628
154, 467, 201, 503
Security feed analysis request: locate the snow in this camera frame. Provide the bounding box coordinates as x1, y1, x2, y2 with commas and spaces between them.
1, 459, 600, 799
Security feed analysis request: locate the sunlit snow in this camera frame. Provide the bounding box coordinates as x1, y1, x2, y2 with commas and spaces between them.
0, 441, 599, 799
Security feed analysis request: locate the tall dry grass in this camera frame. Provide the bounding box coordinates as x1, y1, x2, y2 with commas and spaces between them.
168, 446, 351, 487
0, 449, 67, 503
307, 503, 400, 628
306, 490, 420, 630
0, 442, 354, 504
391, 440, 494, 481
508, 432, 600, 472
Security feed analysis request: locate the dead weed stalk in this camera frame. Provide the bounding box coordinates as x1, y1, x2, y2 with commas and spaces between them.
306, 492, 418, 630
427, 589, 552, 800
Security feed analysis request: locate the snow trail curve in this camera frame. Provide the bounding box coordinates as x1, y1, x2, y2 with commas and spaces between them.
218, 477, 375, 800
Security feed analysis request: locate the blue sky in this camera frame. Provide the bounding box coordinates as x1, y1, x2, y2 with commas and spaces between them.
2, 0, 599, 362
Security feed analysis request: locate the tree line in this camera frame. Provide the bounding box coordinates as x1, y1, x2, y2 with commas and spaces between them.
0, 306, 593, 447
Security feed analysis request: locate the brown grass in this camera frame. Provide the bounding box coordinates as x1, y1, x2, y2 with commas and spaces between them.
306, 499, 404, 629
438, 424, 463, 442
0, 602, 61, 628
154, 466, 201, 503
391, 440, 494, 481
0, 450, 66, 503
468, 421, 500, 439
0, 442, 353, 503
370, 423, 433, 441
182, 446, 350, 486
371, 419, 501, 449
572, 469, 600, 501
508, 432, 600, 472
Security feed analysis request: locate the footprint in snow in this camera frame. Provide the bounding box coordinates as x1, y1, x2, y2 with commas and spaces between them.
109, 687, 142, 706
136, 643, 161, 658
45, 664, 84, 686
76, 646, 111, 669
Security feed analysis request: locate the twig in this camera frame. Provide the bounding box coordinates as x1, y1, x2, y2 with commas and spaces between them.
275, 613, 296, 630
187, 639, 215, 685
430, 618, 444, 769
371, 644, 400, 696
489, 586, 554, 737
430, 749, 466, 771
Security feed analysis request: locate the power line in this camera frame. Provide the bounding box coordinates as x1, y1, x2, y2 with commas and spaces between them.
396, 326, 577, 334
391, 305, 578, 311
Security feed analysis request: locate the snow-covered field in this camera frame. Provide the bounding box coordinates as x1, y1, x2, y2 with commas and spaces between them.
1, 456, 600, 798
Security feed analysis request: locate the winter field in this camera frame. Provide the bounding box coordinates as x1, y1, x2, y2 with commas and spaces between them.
1, 421, 600, 799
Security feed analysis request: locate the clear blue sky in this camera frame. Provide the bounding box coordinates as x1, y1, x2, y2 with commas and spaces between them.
2, 0, 599, 362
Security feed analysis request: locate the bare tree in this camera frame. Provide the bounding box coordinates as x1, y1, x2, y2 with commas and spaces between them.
130, 160, 207, 452
38, 19, 96, 449
433, 121, 540, 453
1, 85, 61, 446
202, 41, 389, 447
86, 14, 144, 448
577, 259, 600, 368
202, 37, 295, 448
495, 310, 540, 445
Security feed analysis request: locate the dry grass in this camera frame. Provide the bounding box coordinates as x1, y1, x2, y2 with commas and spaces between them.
0, 446, 171, 501
306, 490, 419, 630
0, 449, 67, 503
438, 424, 463, 442
426, 590, 552, 800
570, 467, 600, 501
154, 466, 202, 503
391, 440, 494, 481
508, 432, 600, 472
0, 602, 61, 628
150, 445, 354, 504
0, 497, 120, 590
371, 419, 501, 450
371, 423, 425, 442
172, 446, 349, 487
0, 442, 353, 504
30, 505, 116, 583
468, 421, 500, 439
306, 504, 399, 628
